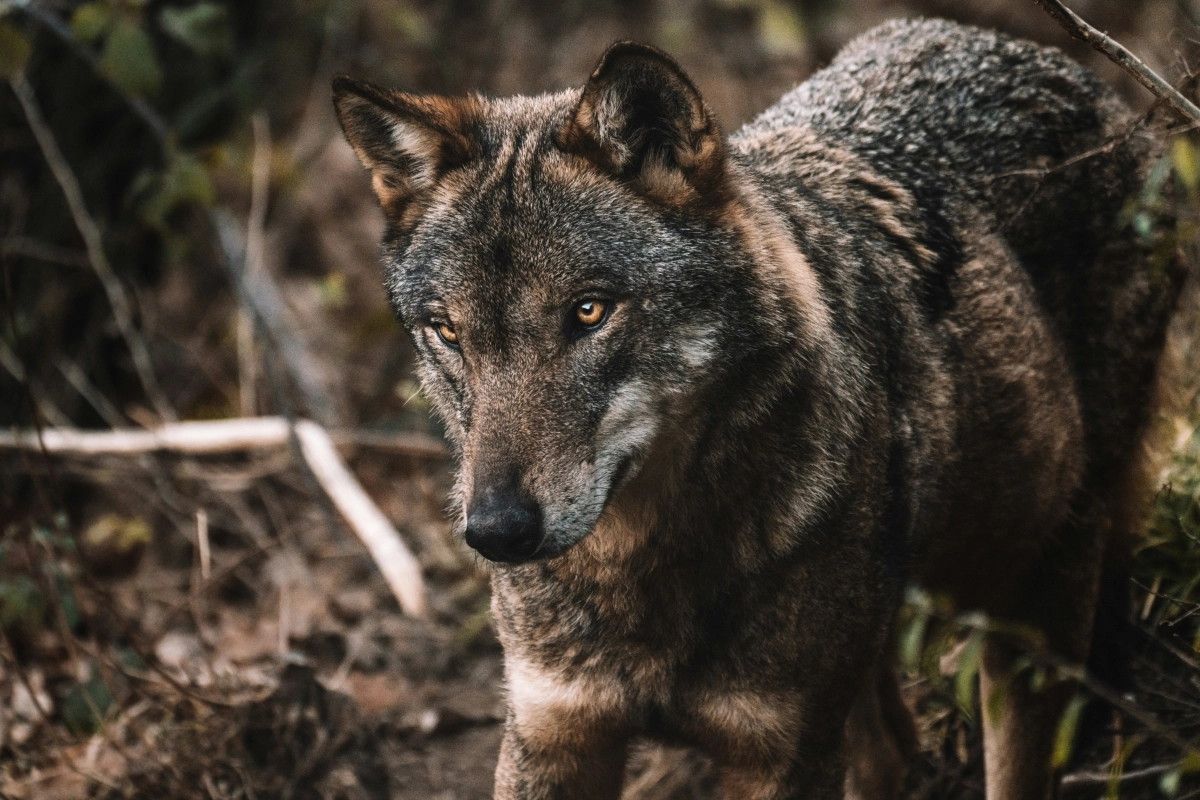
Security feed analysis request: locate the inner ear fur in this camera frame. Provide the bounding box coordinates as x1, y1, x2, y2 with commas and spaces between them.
559, 42, 727, 203
332, 76, 480, 216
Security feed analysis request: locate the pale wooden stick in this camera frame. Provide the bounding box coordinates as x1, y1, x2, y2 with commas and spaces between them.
0, 417, 446, 458
293, 421, 428, 618
0, 417, 293, 454
1033, 0, 1200, 124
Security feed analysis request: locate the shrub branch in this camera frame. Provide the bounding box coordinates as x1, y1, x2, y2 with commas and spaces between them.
1032, 0, 1200, 124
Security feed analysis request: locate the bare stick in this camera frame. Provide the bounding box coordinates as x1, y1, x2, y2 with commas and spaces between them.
1061, 763, 1173, 797
293, 420, 427, 618
0, 417, 446, 459
1032, 0, 1200, 124
9, 74, 177, 422
237, 113, 273, 417
195, 508, 212, 581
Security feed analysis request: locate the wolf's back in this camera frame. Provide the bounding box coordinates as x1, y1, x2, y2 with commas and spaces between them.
738, 17, 1179, 482
739, 18, 1144, 263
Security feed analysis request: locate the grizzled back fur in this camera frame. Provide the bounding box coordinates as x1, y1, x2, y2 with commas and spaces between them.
335, 18, 1183, 800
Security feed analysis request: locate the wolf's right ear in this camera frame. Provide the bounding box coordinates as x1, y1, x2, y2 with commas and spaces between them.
333, 76, 479, 217
558, 42, 727, 205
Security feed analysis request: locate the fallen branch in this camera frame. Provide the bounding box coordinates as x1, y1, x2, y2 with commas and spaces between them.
0, 417, 445, 458
293, 421, 427, 618
1032, 0, 1200, 124
0, 418, 444, 617
9, 74, 177, 422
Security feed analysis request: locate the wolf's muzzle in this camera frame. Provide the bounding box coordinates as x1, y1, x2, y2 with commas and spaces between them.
464, 494, 543, 563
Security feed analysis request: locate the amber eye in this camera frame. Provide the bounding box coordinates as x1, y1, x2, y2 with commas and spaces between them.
574, 299, 609, 328
434, 321, 459, 347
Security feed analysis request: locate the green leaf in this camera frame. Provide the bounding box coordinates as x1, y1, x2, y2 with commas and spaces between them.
0, 576, 46, 633
62, 676, 114, 736
984, 672, 1009, 731
101, 18, 161, 98
1174, 137, 1199, 195
160, 2, 232, 59
898, 607, 927, 675
1051, 694, 1087, 769
70, 1, 113, 43
759, 1, 805, 57
0, 19, 31, 77
954, 631, 984, 719
138, 150, 216, 229
1180, 749, 1200, 773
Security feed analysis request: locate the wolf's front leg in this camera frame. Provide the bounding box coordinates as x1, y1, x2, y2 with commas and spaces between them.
493, 718, 628, 800
716, 733, 847, 800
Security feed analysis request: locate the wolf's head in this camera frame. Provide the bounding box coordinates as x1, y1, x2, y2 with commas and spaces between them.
334, 44, 819, 564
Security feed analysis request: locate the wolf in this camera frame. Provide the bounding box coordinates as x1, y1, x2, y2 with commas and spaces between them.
334, 18, 1184, 800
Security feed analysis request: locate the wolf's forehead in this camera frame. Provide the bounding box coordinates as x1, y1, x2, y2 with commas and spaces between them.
476, 89, 579, 128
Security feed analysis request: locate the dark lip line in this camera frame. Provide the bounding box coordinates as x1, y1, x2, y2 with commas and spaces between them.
602, 452, 637, 510
485, 453, 639, 566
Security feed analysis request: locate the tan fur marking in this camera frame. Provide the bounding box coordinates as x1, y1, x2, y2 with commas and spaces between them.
505, 656, 628, 750
689, 688, 803, 762
723, 180, 833, 341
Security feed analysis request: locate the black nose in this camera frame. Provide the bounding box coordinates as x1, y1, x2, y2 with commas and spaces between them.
464, 496, 543, 563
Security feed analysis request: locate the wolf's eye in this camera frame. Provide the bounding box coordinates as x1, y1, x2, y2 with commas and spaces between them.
434, 321, 459, 348
574, 299, 609, 329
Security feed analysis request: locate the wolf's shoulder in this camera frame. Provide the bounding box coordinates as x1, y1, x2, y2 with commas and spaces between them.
733, 18, 1120, 183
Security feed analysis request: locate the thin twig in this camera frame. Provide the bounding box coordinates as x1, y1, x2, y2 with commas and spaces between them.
9, 74, 177, 422
196, 508, 212, 581
1061, 762, 1174, 795
56, 357, 128, 429
237, 113, 273, 417
0, 339, 73, 428
1032, 0, 1200, 123
212, 209, 339, 426
0, 236, 90, 268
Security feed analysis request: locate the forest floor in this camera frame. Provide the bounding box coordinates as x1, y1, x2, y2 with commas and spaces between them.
3, 433, 1200, 800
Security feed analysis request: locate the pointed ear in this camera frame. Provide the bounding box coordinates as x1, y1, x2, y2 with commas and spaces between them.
332, 76, 480, 217
558, 42, 727, 204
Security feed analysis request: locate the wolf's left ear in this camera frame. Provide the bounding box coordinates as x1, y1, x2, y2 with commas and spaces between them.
333, 76, 479, 218
559, 42, 727, 203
